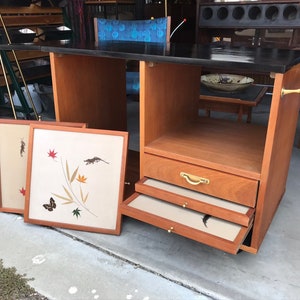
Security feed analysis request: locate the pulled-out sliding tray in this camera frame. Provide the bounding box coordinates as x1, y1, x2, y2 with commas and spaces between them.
121, 178, 254, 254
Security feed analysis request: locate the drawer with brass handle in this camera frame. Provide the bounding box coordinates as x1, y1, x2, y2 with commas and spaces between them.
180, 172, 210, 185
143, 153, 258, 207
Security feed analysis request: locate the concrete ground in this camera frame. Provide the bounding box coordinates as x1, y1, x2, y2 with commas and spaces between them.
0, 148, 300, 300
0, 95, 300, 300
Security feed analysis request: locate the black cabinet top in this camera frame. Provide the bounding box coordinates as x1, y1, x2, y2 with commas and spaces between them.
1, 40, 300, 73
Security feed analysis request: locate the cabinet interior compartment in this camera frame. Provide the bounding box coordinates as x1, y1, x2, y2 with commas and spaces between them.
143, 117, 266, 181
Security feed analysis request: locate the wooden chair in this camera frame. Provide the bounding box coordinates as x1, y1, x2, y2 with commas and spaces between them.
94, 17, 170, 43
94, 17, 171, 96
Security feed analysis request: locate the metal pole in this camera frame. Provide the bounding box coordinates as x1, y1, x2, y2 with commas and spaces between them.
0, 14, 39, 120
0, 53, 17, 119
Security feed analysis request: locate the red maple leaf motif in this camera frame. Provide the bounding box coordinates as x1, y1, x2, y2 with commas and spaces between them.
19, 187, 26, 196
48, 149, 57, 159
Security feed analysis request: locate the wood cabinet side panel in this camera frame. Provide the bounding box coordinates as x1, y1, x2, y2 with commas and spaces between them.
140, 61, 201, 146
140, 61, 201, 177
50, 53, 127, 130
252, 65, 300, 250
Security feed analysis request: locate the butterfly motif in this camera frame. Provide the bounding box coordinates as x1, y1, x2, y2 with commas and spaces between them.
43, 197, 56, 211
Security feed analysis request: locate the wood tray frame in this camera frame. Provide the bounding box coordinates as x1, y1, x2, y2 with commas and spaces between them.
0, 119, 86, 214
24, 124, 128, 234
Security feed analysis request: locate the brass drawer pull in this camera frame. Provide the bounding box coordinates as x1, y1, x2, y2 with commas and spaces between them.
167, 227, 174, 233
281, 88, 300, 97
180, 172, 210, 185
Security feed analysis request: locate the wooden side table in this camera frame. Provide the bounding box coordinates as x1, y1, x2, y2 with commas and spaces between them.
199, 85, 268, 123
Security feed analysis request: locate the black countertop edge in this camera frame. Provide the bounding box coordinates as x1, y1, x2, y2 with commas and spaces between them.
1, 41, 300, 74
0, 43, 41, 51
39, 45, 297, 74
41, 47, 253, 73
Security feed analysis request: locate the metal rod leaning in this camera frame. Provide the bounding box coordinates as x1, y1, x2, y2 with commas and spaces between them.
0, 14, 39, 120
0, 53, 17, 118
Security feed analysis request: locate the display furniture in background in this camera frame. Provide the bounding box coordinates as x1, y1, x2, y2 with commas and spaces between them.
144, 1, 196, 43
77, 0, 136, 42
94, 16, 170, 95
0, 2, 71, 118
196, 0, 300, 123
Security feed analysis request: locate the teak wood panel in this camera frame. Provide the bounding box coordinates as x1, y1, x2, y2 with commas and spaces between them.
246, 64, 300, 252
50, 53, 127, 130
139, 61, 201, 149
